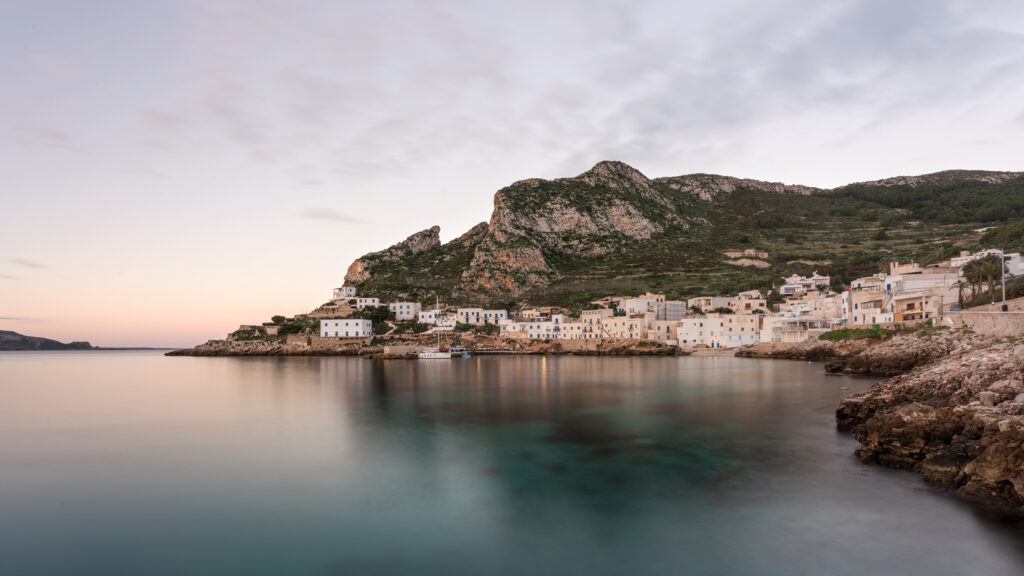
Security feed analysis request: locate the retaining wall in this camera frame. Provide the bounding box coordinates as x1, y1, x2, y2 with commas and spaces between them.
941, 312, 1024, 337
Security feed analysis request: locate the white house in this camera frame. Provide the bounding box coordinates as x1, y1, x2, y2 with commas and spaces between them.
457, 307, 507, 325
677, 316, 725, 348
332, 286, 357, 300
388, 302, 422, 321
354, 297, 381, 309
780, 273, 831, 295
320, 319, 373, 338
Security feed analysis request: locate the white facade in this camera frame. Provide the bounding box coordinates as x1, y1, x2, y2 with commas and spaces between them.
677, 314, 758, 348
320, 319, 373, 338
456, 308, 508, 325
332, 286, 356, 300
677, 316, 726, 348
760, 316, 833, 343
604, 314, 650, 339
354, 297, 381, 309
388, 302, 422, 321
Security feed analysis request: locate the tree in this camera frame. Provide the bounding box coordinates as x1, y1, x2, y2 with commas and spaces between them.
271, 315, 286, 324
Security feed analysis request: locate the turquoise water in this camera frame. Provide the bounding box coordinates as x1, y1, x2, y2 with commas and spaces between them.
1, 352, 1023, 575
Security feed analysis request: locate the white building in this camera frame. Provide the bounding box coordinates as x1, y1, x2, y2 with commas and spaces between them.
503, 313, 570, 339
617, 293, 665, 315
604, 313, 651, 339
388, 302, 422, 321
456, 308, 508, 325
677, 316, 726, 348
780, 273, 831, 295
649, 320, 680, 344
687, 296, 733, 312
677, 314, 759, 348
332, 286, 356, 300
656, 300, 688, 321
760, 317, 833, 344
354, 297, 381, 309
320, 319, 373, 338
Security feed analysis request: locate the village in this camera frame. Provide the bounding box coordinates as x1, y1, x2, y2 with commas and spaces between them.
295, 247, 1024, 353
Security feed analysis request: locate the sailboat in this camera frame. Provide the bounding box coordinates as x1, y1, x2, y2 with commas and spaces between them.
419, 296, 452, 359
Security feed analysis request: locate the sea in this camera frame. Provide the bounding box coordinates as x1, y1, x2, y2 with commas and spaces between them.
2, 351, 1023, 575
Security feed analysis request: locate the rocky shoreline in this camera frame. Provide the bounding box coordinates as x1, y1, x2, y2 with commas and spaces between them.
825, 330, 1024, 514
165, 335, 687, 358
743, 328, 1024, 514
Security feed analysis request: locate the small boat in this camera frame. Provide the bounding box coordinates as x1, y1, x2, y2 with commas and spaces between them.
419, 302, 453, 359
418, 347, 451, 359
461, 351, 471, 359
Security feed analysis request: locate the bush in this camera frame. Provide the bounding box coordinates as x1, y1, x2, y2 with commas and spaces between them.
271, 315, 286, 324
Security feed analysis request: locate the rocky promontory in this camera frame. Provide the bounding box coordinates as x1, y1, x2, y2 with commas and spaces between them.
836, 333, 1024, 513
167, 333, 687, 358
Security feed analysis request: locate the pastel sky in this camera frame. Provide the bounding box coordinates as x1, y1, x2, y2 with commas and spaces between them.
3, 0, 1024, 347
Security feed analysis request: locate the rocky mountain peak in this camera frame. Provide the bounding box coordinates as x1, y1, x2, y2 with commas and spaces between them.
578, 160, 652, 188
344, 225, 442, 285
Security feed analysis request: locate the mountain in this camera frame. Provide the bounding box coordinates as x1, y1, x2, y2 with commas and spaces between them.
0, 330, 93, 351
343, 161, 1024, 310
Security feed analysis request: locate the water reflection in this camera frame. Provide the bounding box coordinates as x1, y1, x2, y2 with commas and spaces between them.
2, 352, 1023, 576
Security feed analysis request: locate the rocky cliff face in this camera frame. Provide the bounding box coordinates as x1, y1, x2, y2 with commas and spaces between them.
345, 226, 442, 285
341, 160, 1024, 304
836, 334, 1024, 513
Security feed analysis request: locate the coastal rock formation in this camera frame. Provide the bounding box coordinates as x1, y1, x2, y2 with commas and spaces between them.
824, 331, 974, 377
0, 330, 92, 351
837, 336, 1024, 513
737, 337, 879, 362
340, 161, 1024, 305
344, 226, 443, 285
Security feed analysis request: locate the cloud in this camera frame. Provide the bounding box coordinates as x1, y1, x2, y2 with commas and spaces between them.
7, 258, 47, 269
0, 274, 15, 280
10, 125, 83, 152
297, 207, 363, 223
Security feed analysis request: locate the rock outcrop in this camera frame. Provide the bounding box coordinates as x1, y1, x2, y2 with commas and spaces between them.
344, 226, 442, 285
837, 335, 1024, 513
0, 330, 93, 351
340, 161, 1024, 304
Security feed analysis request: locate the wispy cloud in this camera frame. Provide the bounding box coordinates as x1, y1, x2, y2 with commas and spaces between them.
7, 258, 47, 269
0, 274, 16, 280
297, 207, 363, 223
10, 125, 83, 152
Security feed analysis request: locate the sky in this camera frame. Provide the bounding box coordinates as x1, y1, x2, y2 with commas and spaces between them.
3, 0, 1024, 347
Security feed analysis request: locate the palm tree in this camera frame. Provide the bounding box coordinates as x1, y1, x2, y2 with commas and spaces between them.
979, 255, 1004, 304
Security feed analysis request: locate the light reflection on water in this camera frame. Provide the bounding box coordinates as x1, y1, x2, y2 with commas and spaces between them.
1, 352, 1023, 575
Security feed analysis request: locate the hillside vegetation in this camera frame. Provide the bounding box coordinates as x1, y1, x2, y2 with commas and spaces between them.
343, 162, 1024, 311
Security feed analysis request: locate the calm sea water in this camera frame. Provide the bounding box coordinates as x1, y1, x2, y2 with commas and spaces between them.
2, 351, 1023, 575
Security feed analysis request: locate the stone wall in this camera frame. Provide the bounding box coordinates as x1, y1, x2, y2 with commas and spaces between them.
967, 296, 1024, 313
384, 345, 424, 355
941, 312, 1024, 337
